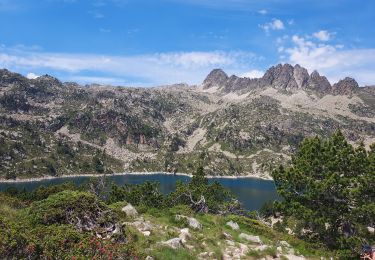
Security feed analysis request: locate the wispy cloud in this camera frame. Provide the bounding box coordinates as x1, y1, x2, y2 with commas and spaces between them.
257, 9, 267, 15
312, 30, 333, 41
241, 69, 264, 78
260, 19, 285, 34
278, 34, 375, 85
0, 46, 258, 86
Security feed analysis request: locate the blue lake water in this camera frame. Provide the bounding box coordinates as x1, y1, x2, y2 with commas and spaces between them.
0, 174, 279, 211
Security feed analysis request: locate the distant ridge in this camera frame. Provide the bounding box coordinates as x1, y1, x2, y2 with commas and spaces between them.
203, 63, 359, 95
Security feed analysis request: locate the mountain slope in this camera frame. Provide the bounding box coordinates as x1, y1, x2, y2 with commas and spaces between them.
1, 64, 375, 179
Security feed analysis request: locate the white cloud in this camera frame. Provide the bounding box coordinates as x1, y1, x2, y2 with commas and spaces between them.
313, 30, 332, 41
241, 69, 264, 78
0, 47, 257, 86
257, 9, 267, 15
26, 72, 39, 79
260, 19, 285, 33
279, 34, 375, 85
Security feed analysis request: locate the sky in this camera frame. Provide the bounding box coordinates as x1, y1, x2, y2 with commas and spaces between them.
0, 0, 374, 86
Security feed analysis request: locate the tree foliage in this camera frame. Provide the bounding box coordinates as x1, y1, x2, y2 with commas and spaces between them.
169, 166, 241, 214
272, 131, 375, 256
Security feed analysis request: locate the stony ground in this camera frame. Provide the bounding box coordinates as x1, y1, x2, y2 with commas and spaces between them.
119, 204, 333, 260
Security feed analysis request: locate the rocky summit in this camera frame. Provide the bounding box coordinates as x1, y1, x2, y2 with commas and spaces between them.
1, 64, 375, 180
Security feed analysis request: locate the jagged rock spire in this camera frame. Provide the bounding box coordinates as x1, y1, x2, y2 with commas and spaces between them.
203, 69, 228, 89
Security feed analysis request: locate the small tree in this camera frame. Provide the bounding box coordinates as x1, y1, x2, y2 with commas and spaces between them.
169, 165, 237, 214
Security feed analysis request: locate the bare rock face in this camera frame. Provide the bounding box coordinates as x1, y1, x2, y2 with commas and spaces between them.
293, 64, 309, 89
202, 63, 360, 96
203, 69, 228, 89
332, 77, 359, 95
262, 64, 299, 90
307, 70, 332, 93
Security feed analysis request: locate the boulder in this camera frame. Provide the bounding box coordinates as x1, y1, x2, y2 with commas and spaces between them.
226, 220, 239, 230
161, 238, 183, 249
239, 233, 262, 244
179, 228, 191, 243
121, 204, 138, 218
175, 215, 202, 230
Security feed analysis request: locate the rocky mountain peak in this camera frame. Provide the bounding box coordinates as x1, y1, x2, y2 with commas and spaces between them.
202, 64, 361, 96
262, 63, 298, 90
332, 77, 359, 95
203, 69, 228, 89
307, 70, 332, 92
293, 64, 309, 88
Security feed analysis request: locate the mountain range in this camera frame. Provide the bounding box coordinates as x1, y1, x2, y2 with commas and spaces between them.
1, 64, 374, 179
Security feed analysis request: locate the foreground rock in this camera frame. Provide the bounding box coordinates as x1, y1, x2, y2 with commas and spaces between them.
123, 217, 153, 236
122, 204, 138, 218
179, 228, 191, 243
239, 233, 262, 244
160, 238, 183, 249
226, 220, 239, 230
223, 240, 249, 259
175, 215, 202, 230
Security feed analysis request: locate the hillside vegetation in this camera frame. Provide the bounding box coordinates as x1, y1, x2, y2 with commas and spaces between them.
1, 65, 375, 179
0, 132, 374, 259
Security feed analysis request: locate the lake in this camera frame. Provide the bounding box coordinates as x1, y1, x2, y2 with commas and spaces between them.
0, 174, 279, 211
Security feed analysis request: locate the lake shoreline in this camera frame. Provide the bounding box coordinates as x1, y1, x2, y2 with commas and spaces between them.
0, 171, 273, 183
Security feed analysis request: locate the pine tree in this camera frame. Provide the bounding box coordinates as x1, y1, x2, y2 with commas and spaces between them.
272, 131, 375, 255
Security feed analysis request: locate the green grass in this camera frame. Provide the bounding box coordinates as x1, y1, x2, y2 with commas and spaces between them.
0, 190, 336, 259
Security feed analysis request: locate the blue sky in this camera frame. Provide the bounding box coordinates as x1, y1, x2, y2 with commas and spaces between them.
0, 0, 374, 86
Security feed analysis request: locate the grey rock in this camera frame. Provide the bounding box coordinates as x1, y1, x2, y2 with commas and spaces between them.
307, 70, 331, 92
226, 220, 240, 230
203, 69, 228, 89
179, 228, 190, 243
238, 233, 262, 244
293, 64, 309, 89
175, 215, 202, 230
262, 64, 299, 90
332, 77, 359, 95
161, 237, 183, 249
122, 204, 138, 218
